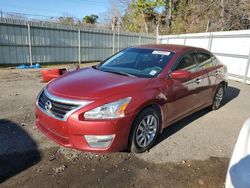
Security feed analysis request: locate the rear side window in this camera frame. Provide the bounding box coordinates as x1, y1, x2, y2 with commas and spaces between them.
175, 54, 197, 73
196, 53, 217, 70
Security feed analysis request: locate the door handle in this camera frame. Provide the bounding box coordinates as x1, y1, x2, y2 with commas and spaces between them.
215, 70, 221, 76
196, 78, 201, 84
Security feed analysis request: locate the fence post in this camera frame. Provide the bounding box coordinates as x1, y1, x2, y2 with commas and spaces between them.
78, 29, 81, 64
27, 24, 32, 66
138, 35, 141, 45
117, 21, 120, 51
112, 31, 115, 54
156, 24, 159, 44
157, 36, 161, 44
207, 33, 213, 51
244, 50, 250, 84
183, 36, 186, 45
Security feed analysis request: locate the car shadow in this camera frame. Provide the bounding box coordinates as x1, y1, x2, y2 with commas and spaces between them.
154, 85, 240, 147
222, 85, 240, 106
0, 119, 41, 183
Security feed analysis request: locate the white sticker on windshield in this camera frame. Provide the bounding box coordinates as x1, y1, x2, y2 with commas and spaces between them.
152, 50, 171, 56
149, 70, 157, 76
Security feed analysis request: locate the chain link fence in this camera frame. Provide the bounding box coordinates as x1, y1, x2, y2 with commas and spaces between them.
0, 18, 156, 65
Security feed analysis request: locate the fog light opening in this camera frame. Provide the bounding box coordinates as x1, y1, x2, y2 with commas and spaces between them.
84, 135, 115, 148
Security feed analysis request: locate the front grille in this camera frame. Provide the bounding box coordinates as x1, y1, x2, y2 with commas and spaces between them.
38, 90, 80, 120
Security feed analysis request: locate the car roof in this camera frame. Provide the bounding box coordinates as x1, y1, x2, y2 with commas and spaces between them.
132, 44, 207, 53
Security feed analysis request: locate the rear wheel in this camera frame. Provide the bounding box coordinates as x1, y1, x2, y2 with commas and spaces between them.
211, 83, 225, 110
129, 108, 160, 153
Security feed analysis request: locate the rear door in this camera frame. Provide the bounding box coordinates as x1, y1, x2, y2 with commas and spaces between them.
166, 52, 202, 124
195, 51, 220, 106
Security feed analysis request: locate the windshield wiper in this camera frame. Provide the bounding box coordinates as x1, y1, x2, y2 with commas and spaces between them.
102, 69, 136, 77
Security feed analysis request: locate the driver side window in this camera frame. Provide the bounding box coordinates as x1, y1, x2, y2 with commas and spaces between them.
175, 54, 197, 73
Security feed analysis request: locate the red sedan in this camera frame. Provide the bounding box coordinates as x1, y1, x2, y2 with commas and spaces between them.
36, 44, 228, 153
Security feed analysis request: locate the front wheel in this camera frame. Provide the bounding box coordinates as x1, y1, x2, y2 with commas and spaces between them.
129, 108, 161, 153
211, 83, 225, 110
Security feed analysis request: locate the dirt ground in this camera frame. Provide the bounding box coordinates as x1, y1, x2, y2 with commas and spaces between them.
0, 64, 249, 187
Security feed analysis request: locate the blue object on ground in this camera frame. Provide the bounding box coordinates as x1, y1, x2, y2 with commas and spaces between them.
16, 63, 41, 69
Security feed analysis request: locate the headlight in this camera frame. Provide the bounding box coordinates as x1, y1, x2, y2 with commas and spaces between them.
84, 97, 131, 119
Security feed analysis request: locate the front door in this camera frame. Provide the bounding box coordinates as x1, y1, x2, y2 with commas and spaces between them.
165, 52, 202, 124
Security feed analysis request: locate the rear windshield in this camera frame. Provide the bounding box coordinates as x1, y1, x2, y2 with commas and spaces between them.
97, 48, 175, 78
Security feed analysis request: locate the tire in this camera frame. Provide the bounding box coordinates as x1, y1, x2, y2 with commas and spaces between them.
211, 83, 225, 110
129, 107, 161, 153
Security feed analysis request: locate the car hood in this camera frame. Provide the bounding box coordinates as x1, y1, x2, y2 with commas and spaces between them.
47, 67, 151, 100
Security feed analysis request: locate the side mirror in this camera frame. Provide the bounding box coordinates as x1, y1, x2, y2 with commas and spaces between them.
170, 70, 192, 80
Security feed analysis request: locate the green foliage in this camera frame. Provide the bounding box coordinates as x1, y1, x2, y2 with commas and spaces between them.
122, 0, 166, 33
83, 15, 99, 24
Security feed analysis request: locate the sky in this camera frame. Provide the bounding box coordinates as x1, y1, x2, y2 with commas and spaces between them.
0, 0, 112, 19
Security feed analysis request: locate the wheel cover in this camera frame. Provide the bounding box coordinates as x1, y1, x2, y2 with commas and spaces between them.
135, 115, 158, 148
215, 87, 224, 107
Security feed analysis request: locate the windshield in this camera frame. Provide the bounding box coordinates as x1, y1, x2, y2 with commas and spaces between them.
96, 48, 175, 78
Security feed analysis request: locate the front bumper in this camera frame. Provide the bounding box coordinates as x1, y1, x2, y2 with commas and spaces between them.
35, 106, 134, 152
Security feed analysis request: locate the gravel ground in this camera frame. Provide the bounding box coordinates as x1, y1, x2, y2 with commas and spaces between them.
0, 64, 248, 187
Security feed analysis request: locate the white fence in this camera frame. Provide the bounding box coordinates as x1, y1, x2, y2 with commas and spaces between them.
158, 30, 250, 84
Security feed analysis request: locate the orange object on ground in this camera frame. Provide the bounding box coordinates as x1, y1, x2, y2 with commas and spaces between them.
41, 68, 67, 82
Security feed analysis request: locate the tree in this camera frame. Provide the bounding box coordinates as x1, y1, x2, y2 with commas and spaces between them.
58, 16, 75, 25
170, 0, 250, 33
82, 15, 99, 24
119, 0, 250, 34
122, 0, 165, 33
